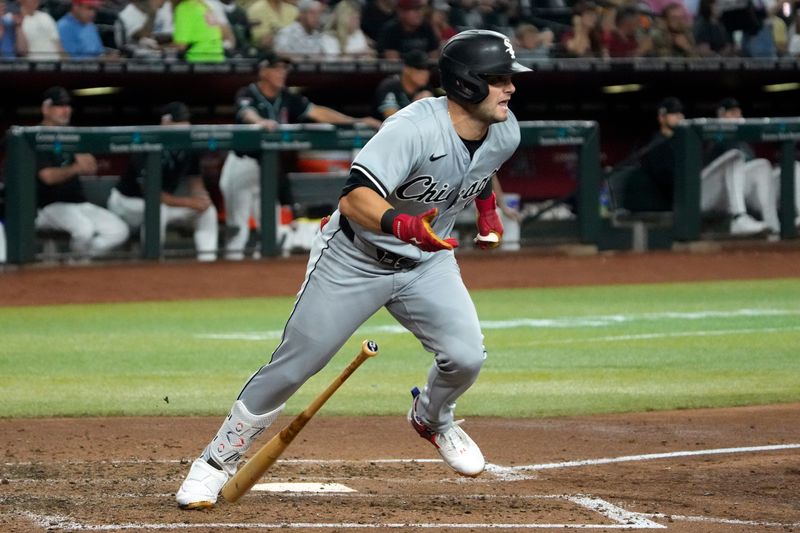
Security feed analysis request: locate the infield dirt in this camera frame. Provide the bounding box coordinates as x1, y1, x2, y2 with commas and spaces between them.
1, 246, 799, 531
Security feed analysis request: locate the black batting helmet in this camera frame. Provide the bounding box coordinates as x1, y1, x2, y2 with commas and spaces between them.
438, 30, 531, 105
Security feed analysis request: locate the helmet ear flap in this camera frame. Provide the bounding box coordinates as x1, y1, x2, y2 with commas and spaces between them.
439, 55, 489, 105
453, 72, 489, 104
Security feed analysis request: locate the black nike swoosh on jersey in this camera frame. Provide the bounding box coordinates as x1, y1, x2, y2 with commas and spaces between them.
429, 153, 447, 162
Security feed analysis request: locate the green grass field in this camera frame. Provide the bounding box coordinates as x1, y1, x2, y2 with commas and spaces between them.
1, 278, 799, 419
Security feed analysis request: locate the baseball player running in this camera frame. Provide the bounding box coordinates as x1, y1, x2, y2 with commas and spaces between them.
176, 29, 531, 509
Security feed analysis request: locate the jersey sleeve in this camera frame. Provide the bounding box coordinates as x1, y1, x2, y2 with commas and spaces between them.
340, 167, 384, 198
286, 92, 312, 122
350, 114, 423, 198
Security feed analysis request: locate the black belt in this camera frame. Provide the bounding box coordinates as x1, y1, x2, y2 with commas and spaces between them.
340, 216, 420, 270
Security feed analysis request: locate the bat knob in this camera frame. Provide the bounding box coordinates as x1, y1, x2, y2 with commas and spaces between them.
364, 340, 379, 356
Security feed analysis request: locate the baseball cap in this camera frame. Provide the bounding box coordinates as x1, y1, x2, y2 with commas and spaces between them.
717, 97, 740, 112
657, 97, 683, 115
257, 50, 292, 69
160, 101, 191, 123
402, 49, 429, 70
42, 86, 71, 106
397, 0, 425, 10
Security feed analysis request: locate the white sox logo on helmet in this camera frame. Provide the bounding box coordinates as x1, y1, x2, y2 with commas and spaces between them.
504, 38, 516, 59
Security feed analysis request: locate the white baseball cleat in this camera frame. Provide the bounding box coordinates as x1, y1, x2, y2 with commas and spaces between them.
176, 458, 229, 510
407, 387, 485, 477
730, 213, 769, 236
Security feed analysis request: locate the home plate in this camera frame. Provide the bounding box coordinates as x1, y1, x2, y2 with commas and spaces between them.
252, 482, 356, 493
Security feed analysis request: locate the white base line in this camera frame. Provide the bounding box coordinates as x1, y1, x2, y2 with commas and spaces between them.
6, 443, 799, 470
642, 512, 800, 528
485, 443, 800, 479
20, 495, 666, 530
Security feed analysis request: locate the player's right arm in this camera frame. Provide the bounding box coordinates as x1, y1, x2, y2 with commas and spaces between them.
339, 186, 393, 233
340, 186, 457, 252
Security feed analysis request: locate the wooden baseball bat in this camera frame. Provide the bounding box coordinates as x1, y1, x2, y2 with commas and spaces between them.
221, 339, 379, 503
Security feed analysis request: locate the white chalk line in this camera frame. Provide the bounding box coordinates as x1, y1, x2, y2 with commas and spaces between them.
194, 308, 800, 342
642, 512, 800, 528
17, 494, 666, 530
4, 443, 799, 475
486, 443, 800, 480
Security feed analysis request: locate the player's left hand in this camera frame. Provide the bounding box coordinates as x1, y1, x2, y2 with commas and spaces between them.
474, 192, 503, 250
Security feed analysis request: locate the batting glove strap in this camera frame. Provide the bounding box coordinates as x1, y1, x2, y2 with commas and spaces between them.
392, 208, 459, 252
474, 193, 503, 249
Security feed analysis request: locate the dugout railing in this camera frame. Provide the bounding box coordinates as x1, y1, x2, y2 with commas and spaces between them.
517, 120, 601, 248
4, 121, 603, 265
4, 124, 375, 264
673, 118, 800, 241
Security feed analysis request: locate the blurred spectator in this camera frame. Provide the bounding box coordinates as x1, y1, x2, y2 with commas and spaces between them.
219, 51, 381, 260
246, 0, 297, 51
172, 0, 226, 62
205, 0, 237, 52
108, 102, 219, 262
693, 0, 734, 56
513, 22, 553, 58
764, 0, 788, 55
481, 0, 515, 31
219, 0, 253, 56
35, 86, 129, 260
273, 0, 340, 58
15, 0, 64, 60
115, 0, 174, 57
607, 6, 652, 57
559, 0, 608, 57
371, 49, 431, 120
429, 0, 456, 46
325, 0, 374, 57
789, 3, 800, 55
450, 0, 513, 31
1, 0, 27, 57
376, 0, 439, 59
57, 0, 109, 58
651, 2, 697, 56
360, 0, 394, 45
739, 0, 780, 57
640, 0, 691, 23
449, 0, 484, 29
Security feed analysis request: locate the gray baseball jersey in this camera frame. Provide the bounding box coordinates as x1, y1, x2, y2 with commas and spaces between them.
350, 96, 520, 260
237, 95, 521, 432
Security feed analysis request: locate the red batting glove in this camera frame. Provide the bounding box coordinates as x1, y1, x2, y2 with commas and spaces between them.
392, 208, 459, 252
474, 192, 503, 249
